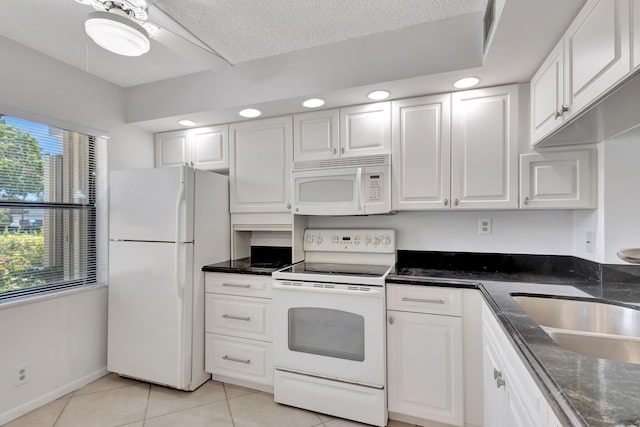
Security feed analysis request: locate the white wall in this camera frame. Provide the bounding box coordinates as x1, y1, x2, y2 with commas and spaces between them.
0, 36, 153, 424
0, 288, 108, 425
309, 210, 575, 255
600, 130, 640, 263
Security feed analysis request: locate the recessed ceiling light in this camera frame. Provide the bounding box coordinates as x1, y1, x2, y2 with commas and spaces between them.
367, 90, 390, 100
177, 119, 196, 127
453, 77, 480, 89
302, 98, 325, 108
239, 108, 262, 118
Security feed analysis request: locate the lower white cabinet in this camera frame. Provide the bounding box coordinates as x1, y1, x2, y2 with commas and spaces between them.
483, 300, 560, 427
387, 285, 464, 426
204, 272, 273, 391
520, 148, 596, 209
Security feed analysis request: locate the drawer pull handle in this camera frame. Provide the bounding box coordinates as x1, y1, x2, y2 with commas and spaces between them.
221, 283, 251, 288
223, 355, 251, 364
222, 314, 251, 321
401, 297, 445, 304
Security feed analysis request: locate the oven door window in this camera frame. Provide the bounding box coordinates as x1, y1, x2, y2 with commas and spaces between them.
288, 307, 365, 362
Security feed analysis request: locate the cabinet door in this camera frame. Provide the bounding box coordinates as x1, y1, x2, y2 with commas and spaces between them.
293, 109, 339, 164
451, 85, 519, 209
483, 326, 508, 427
229, 116, 292, 213
391, 95, 451, 211
520, 149, 595, 209
340, 102, 391, 158
155, 131, 188, 168
565, 0, 631, 116
387, 310, 464, 426
530, 40, 565, 144
191, 125, 228, 171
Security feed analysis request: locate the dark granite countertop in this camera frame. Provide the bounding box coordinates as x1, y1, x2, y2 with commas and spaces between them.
202, 257, 290, 276
388, 268, 640, 426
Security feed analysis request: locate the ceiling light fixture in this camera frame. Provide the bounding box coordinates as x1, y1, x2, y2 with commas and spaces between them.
85, 11, 150, 57
302, 98, 325, 108
453, 77, 480, 89
178, 120, 197, 127
367, 90, 390, 101
239, 108, 262, 118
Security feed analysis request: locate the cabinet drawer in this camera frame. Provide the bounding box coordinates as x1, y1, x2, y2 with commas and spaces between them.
205, 272, 272, 298
205, 333, 273, 386
205, 294, 272, 341
387, 285, 462, 316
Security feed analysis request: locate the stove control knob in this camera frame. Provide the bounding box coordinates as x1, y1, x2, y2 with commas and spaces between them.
363, 235, 372, 245
383, 235, 391, 246
374, 236, 381, 246
316, 235, 323, 244
306, 234, 315, 244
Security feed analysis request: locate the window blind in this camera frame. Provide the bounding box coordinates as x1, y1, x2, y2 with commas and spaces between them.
0, 114, 107, 300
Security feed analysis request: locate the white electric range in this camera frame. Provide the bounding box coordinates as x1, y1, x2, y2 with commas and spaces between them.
272, 228, 396, 427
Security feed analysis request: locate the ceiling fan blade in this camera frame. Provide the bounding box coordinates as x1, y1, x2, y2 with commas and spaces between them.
148, 25, 231, 71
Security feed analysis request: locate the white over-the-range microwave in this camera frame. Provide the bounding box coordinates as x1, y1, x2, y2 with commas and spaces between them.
291, 154, 391, 216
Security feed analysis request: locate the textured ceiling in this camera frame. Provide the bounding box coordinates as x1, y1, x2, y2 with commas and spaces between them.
153, 0, 487, 63
0, 0, 486, 87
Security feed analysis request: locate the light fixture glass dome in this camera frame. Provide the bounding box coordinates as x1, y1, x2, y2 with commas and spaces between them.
85, 11, 150, 57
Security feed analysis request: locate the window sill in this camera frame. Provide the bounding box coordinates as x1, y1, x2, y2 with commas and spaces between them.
0, 283, 107, 310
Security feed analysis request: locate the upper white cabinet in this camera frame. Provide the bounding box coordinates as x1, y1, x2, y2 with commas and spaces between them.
564, 0, 631, 116
229, 116, 292, 213
451, 85, 519, 210
520, 149, 596, 209
391, 94, 451, 210
531, 0, 632, 145
293, 109, 340, 163
155, 125, 229, 171
293, 103, 390, 165
530, 40, 565, 143
340, 102, 391, 158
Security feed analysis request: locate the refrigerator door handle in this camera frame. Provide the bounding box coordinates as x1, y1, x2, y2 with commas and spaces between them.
174, 167, 186, 299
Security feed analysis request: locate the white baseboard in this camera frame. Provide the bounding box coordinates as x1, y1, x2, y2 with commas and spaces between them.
0, 367, 108, 425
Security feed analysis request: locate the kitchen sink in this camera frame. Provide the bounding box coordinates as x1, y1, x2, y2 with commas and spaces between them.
512, 295, 640, 365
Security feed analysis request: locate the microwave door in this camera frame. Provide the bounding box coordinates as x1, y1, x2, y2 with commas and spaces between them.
292, 168, 363, 215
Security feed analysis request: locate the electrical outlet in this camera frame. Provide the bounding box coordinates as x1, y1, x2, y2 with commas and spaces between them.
586, 231, 594, 253
478, 218, 492, 235
14, 363, 29, 387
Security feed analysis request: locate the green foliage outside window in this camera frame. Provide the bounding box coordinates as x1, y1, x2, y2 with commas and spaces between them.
0, 228, 45, 292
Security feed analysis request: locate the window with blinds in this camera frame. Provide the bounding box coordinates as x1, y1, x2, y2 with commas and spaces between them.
0, 114, 107, 300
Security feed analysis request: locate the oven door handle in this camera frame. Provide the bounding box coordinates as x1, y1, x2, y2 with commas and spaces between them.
272, 282, 383, 296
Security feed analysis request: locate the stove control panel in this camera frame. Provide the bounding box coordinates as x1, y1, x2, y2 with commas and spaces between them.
303, 229, 396, 253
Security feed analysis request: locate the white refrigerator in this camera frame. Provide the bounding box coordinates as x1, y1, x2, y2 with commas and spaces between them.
107, 166, 229, 391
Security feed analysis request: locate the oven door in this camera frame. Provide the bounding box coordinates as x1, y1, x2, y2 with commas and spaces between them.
272, 280, 386, 387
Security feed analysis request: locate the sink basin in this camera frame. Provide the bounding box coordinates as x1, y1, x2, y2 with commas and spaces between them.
512, 295, 640, 364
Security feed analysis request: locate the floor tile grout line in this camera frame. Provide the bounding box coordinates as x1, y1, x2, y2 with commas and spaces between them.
141, 383, 151, 424
142, 397, 229, 422
223, 383, 236, 427
50, 394, 72, 427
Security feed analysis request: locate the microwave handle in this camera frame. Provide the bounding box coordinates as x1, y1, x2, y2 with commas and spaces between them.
356, 167, 363, 211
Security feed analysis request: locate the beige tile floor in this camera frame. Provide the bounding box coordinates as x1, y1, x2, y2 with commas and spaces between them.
5, 374, 417, 427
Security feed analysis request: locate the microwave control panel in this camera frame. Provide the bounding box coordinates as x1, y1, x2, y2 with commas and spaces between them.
366, 174, 383, 202
303, 229, 396, 253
